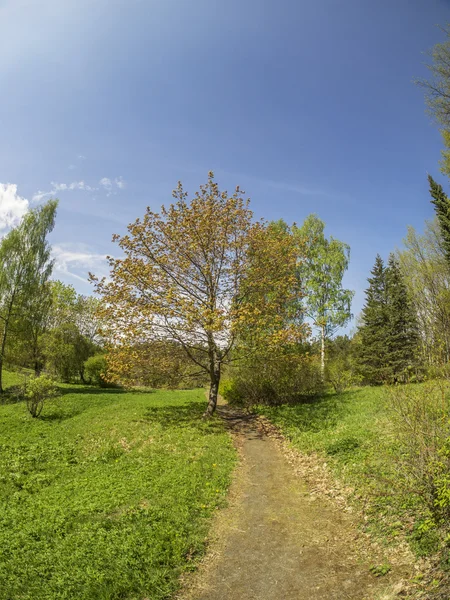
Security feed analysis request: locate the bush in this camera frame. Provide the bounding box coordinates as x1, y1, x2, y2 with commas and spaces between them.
388, 380, 450, 543
25, 374, 58, 418
326, 358, 362, 392
222, 352, 323, 408
325, 336, 363, 392
84, 354, 108, 387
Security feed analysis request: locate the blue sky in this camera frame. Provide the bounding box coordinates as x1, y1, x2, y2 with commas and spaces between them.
1, 0, 450, 332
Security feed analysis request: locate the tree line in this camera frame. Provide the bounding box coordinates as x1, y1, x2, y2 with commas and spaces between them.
2, 174, 449, 413
3, 167, 447, 412
0, 174, 357, 412
5, 26, 450, 413
0, 201, 104, 393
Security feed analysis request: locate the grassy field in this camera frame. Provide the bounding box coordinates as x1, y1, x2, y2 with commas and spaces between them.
0, 372, 236, 600
256, 387, 433, 553
2, 368, 27, 390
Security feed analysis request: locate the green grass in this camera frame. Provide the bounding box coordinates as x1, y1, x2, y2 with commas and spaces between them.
257, 387, 424, 546
2, 368, 27, 390
0, 372, 236, 600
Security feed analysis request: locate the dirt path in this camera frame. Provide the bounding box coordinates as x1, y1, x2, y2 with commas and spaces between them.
179, 405, 410, 600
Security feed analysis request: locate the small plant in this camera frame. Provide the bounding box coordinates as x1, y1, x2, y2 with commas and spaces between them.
369, 563, 391, 577
25, 374, 58, 418
326, 436, 360, 456
411, 518, 441, 556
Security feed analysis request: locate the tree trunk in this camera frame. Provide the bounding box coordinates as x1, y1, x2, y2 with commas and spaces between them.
204, 354, 221, 418
0, 293, 16, 395
0, 326, 8, 395
320, 324, 325, 380
204, 335, 221, 417
32, 333, 41, 377
205, 375, 220, 417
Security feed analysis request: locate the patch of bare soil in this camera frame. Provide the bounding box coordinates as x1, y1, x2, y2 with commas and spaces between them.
178, 405, 420, 600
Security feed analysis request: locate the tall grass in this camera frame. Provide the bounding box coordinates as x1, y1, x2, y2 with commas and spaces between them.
257, 385, 450, 560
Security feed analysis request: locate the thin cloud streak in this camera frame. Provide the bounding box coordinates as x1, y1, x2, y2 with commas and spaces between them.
214, 168, 333, 198
52, 243, 110, 284
32, 176, 126, 203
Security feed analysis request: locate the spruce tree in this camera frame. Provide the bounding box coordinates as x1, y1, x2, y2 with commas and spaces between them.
385, 254, 419, 381
358, 255, 389, 384
428, 175, 450, 264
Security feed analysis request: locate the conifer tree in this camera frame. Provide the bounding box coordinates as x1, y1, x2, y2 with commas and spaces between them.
358, 254, 419, 384
428, 175, 450, 264
385, 254, 419, 381
358, 255, 389, 383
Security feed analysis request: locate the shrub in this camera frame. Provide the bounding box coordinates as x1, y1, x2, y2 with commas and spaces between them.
222, 353, 323, 407
25, 374, 58, 418
325, 336, 363, 392
84, 354, 109, 387
326, 358, 362, 393
388, 381, 450, 540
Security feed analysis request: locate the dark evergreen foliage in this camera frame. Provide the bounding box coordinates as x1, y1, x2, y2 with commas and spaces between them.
428, 174, 450, 264
358, 254, 418, 384
385, 254, 419, 381
358, 255, 389, 383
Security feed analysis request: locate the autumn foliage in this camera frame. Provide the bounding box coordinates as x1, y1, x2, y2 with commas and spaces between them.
92, 173, 307, 415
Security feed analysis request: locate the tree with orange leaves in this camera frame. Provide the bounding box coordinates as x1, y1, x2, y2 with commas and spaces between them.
91, 173, 306, 416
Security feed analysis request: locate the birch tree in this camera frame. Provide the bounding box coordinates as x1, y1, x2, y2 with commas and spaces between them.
0, 200, 57, 392
296, 214, 354, 377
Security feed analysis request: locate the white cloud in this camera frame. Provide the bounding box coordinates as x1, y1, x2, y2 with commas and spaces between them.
52, 243, 109, 284
99, 176, 126, 196
99, 177, 112, 192
0, 183, 29, 231
32, 180, 97, 203
32, 176, 126, 204
31, 190, 52, 203
51, 180, 95, 192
